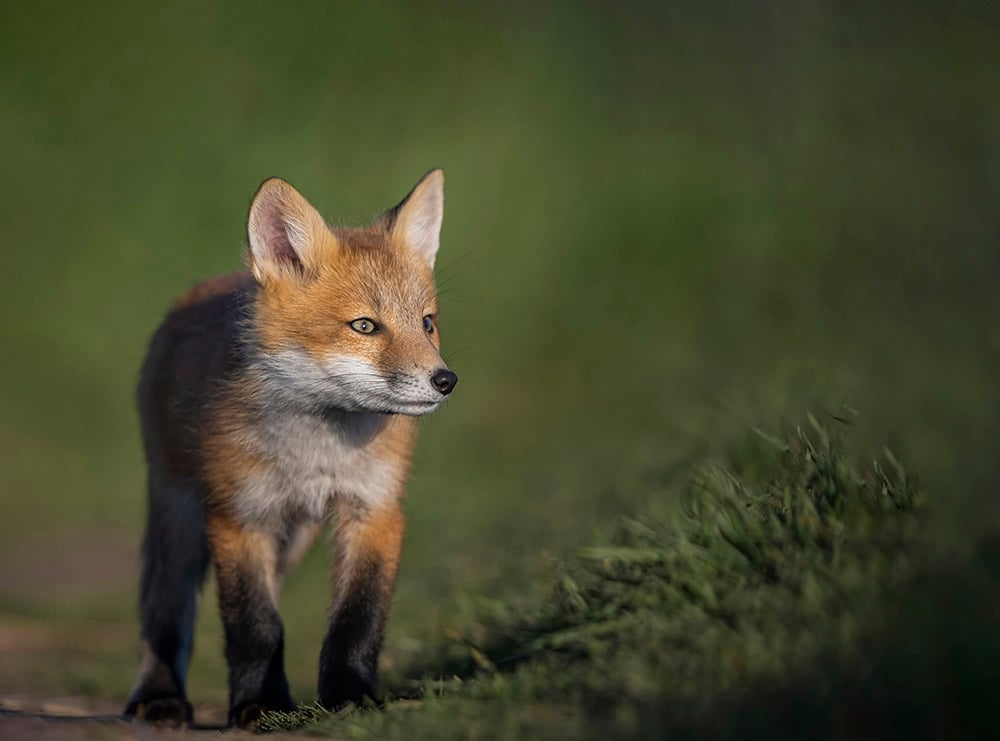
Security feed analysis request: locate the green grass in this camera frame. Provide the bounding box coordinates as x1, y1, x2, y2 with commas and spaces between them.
258, 415, 999, 738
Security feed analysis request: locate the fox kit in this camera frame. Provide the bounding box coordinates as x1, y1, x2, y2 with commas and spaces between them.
124, 170, 457, 727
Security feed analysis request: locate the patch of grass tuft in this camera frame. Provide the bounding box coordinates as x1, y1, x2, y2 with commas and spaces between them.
262, 416, 965, 738
255, 701, 333, 733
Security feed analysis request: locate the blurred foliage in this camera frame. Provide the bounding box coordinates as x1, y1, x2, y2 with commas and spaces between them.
0, 0, 998, 731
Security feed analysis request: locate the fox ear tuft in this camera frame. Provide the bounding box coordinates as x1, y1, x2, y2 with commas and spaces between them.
247, 178, 330, 282
387, 169, 444, 269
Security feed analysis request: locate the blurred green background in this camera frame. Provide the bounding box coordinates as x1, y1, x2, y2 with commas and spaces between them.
0, 0, 998, 717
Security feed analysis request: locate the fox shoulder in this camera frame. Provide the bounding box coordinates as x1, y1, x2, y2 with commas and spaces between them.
173, 272, 253, 311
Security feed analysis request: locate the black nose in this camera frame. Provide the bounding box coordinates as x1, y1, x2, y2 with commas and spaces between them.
431, 369, 458, 395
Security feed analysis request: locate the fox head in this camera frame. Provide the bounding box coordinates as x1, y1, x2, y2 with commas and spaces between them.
245, 170, 457, 416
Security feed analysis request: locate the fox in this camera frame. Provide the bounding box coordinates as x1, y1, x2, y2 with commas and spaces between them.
123, 170, 458, 728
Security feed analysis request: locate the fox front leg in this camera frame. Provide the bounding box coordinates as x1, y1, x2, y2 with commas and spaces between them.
208, 518, 295, 727
318, 498, 404, 709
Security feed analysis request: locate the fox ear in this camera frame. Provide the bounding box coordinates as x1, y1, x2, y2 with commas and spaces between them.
386, 169, 444, 270
247, 178, 331, 283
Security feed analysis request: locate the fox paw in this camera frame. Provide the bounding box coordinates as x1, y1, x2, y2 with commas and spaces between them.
124, 696, 192, 727
231, 701, 265, 729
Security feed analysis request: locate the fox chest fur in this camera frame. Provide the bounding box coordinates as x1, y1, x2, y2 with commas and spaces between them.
213, 403, 414, 526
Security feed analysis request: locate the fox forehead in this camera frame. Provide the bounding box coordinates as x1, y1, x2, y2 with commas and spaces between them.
320, 232, 438, 317
253, 227, 439, 352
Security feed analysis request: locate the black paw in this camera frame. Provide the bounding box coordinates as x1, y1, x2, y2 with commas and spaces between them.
231, 701, 263, 729
229, 697, 296, 729
124, 696, 193, 727
318, 670, 381, 712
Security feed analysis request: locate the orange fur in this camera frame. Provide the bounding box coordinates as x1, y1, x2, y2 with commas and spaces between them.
333, 496, 406, 596
252, 227, 440, 369
208, 516, 281, 609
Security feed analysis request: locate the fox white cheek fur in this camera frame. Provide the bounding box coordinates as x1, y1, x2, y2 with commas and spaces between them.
319, 355, 443, 412
260, 350, 446, 414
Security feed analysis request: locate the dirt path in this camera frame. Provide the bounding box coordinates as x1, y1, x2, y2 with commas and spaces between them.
0, 533, 325, 738
0, 696, 159, 740
0, 695, 306, 739
0, 533, 178, 738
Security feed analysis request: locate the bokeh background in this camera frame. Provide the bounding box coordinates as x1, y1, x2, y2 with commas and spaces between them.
1, 0, 998, 720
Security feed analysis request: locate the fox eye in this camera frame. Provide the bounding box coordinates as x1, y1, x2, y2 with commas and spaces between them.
423, 315, 435, 334
350, 318, 378, 335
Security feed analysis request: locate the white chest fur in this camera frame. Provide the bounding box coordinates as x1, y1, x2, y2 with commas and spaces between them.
233, 409, 401, 526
